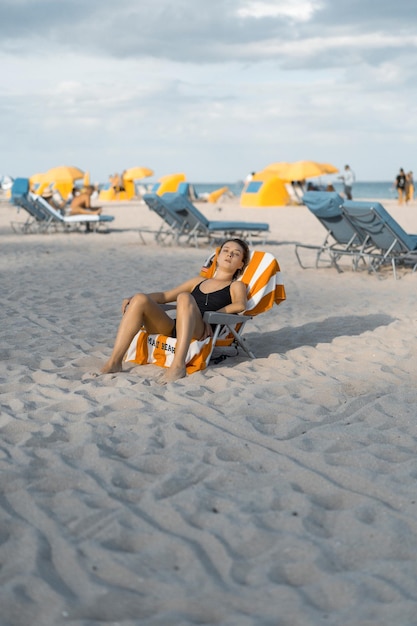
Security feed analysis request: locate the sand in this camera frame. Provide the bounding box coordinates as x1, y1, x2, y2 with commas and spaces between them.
1, 193, 417, 626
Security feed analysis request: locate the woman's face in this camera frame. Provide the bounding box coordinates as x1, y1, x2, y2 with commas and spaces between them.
218, 241, 245, 272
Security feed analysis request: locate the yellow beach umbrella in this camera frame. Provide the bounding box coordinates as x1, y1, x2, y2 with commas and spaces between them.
264, 162, 291, 175
44, 165, 84, 181
39, 165, 84, 199
123, 166, 154, 180
29, 171, 57, 195
319, 163, 339, 175
30, 172, 45, 184
264, 160, 339, 181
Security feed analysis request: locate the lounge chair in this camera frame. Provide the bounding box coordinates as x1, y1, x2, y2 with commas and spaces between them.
124, 249, 286, 374
141, 193, 189, 244
10, 178, 115, 233
177, 182, 200, 202
285, 182, 303, 205
295, 191, 372, 272
342, 201, 417, 279
33, 195, 114, 233
10, 178, 49, 233
163, 192, 270, 246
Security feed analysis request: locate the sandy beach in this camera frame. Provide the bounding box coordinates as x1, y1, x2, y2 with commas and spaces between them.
1, 193, 417, 625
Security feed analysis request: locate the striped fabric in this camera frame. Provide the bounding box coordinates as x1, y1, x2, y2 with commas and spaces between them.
125, 330, 213, 375
201, 249, 286, 315
124, 250, 286, 373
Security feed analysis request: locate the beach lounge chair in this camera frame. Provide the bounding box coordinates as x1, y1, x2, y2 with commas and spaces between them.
163, 192, 270, 246
10, 178, 49, 233
342, 201, 417, 279
124, 249, 286, 374
33, 195, 115, 233
141, 193, 190, 244
10, 178, 115, 233
295, 191, 371, 272
285, 182, 304, 205
177, 182, 200, 202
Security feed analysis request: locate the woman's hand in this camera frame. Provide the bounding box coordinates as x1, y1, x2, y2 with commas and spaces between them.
121, 297, 132, 314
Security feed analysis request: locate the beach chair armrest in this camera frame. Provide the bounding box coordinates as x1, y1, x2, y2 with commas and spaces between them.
204, 311, 255, 359
203, 311, 252, 324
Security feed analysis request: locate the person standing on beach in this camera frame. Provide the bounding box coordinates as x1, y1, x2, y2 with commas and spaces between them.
395, 168, 407, 205
100, 238, 250, 383
339, 164, 355, 200
405, 171, 414, 203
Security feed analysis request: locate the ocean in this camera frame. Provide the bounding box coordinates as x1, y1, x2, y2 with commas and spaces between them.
192, 181, 398, 200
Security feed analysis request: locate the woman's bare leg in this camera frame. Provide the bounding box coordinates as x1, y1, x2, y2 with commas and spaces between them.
163, 293, 205, 382
398, 189, 404, 205
101, 294, 174, 374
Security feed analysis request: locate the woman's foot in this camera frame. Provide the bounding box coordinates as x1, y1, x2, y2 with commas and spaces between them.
161, 364, 187, 383
100, 360, 123, 374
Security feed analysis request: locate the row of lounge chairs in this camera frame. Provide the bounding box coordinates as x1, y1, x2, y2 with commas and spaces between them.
296, 191, 417, 279
140, 192, 270, 247
11, 179, 414, 280
10, 178, 114, 233
10, 179, 269, 245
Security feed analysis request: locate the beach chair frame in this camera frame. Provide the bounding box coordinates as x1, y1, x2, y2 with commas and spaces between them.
341, 202, 417, 279
33, 195, 114, 233
10, 179, 49, 233
295, 191, 374, 272
141, 193, 189, 245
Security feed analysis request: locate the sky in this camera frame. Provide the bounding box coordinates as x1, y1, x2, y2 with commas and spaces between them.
1, 0, 417, 184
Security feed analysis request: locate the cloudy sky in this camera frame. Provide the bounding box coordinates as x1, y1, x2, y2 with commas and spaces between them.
1, 0, 417, 184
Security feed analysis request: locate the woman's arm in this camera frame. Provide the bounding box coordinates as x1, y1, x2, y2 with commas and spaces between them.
157, 276, 202, 304
121, 277, 201, 313
218, 281, 247, 314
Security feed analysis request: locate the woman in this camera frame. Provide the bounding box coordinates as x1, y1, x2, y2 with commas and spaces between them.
406, 171, 414, 203
101, 238, 250, 382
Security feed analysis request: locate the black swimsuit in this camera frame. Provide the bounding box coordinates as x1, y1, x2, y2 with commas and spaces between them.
170, 281, 232, 338
191, 281, 232, 315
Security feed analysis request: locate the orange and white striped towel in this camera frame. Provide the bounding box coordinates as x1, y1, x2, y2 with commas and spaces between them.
124, 250, 286, 373
124, 331, 213, 374
201, 249, 285, 313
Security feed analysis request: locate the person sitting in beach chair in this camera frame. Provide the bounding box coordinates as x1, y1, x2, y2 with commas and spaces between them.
101, 241, 286, 382
70, 185, 102, 217
100, 238, 251, 383
41, 188, 67, 215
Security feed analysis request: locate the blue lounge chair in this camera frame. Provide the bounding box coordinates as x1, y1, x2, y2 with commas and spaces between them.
34, 195, 114, 232
141, 193, 190, 244
11, 178, 114, 233
163, 192, 269, 246
177, 182, 199, 202
295, 191, 372, 272
342, 201, 417, 279
10, 178, 49, 232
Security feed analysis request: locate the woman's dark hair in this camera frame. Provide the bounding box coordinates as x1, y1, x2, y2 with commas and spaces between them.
220, 238, 250, 279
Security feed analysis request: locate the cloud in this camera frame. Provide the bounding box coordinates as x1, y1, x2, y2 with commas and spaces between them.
1, 0, 417, 181
237, 0, 321, 21
3, 0, 417, 67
